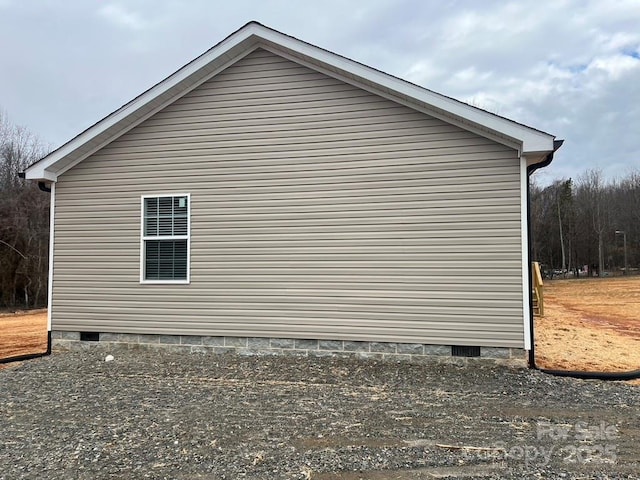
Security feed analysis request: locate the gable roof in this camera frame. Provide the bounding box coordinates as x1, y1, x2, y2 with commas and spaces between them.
25, 21, 558, 182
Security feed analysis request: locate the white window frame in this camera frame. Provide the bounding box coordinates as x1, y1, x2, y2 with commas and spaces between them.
140, 193, 191, 284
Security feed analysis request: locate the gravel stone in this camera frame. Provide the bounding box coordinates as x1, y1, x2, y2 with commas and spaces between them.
0, 348, 638, 479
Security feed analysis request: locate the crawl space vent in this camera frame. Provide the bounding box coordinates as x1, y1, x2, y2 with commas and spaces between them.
451, 345, 481, 357
80, 332, 100, 342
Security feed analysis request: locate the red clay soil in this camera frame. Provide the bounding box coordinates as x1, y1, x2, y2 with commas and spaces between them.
0, 309, 48, 364
535, 276, 640, 374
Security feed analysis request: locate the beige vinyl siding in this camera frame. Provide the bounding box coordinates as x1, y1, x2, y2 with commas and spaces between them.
52, 48, 524, 347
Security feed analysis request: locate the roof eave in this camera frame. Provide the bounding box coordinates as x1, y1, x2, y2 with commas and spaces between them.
24, 23, 266, 181
254, 27, 557, 153
526, 139, 564, 174
24, 22, 558, 181
24, 166, 57, 182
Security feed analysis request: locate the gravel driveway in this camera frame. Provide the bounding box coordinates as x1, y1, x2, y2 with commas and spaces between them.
1, 347, 638, 479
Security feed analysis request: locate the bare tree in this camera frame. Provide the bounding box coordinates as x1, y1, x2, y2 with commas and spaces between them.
0, 110, 50, 309
532, 170, 637, 278
530, 178, 575, 277
577, 169, 610, 276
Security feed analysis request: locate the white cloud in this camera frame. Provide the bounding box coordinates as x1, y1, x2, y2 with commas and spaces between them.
0, 0, 638, 185
98, 3, 148, 30
587, 54, 639, 80
404, 59, 445, 85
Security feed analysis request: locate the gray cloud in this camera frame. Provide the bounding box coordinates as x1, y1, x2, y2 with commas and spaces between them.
1, 0, 638, 183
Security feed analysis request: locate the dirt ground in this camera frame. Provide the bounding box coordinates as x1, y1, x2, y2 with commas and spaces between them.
535, 276, 640, 373
0, 309, 47, 362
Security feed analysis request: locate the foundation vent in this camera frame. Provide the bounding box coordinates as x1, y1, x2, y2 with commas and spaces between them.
80, 332, 100, 342
451, 345, 481, 357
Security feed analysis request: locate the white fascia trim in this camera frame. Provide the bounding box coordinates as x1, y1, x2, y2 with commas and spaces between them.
26, 26, 263, 179
47, 182, 56, 332
55, 49, 257, 179
25, 23, 555, 179
262, 45, 523, 152
24, 166, 57, 182
520, 156, 532, 350
254, 27, 555, 153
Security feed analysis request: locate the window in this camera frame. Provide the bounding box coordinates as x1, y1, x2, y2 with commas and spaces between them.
141, 194, 190, 283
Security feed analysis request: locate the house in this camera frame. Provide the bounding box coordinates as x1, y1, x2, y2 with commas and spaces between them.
24, 22, 561, 364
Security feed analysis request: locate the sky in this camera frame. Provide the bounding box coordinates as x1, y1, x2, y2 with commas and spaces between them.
0, 0, 639, 185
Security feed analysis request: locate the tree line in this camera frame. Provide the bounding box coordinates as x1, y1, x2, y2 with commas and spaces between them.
531, 169, 639, 278
0, 111, 50, 309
